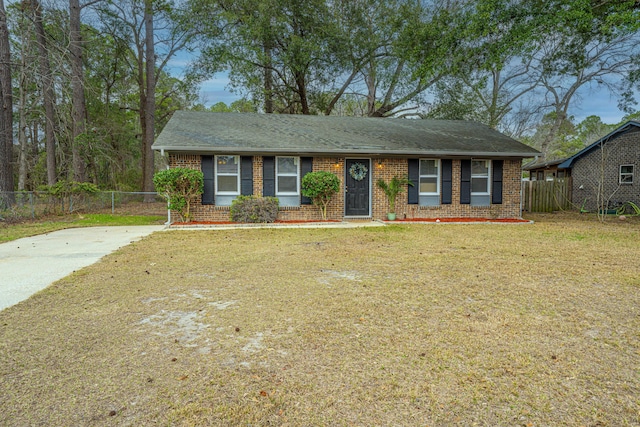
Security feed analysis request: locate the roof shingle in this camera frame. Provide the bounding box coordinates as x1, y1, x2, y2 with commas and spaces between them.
152, 111, 540, 158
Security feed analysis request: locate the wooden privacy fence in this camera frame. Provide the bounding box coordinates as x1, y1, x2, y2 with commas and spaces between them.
522, 178, 573, 213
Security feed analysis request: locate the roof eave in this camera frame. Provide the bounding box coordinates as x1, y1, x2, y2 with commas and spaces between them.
153, 145, 540, 158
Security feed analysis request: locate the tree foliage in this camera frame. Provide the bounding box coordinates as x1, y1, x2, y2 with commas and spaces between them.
153, 167, 203, 222
1, 0, 198, 197
301, 171, 340, 220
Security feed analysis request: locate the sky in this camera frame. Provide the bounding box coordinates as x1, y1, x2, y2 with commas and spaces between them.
167, 54, 635, 127
192, 74, 632, 125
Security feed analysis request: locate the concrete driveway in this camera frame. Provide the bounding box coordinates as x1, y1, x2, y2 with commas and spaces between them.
0, 226, 164, 311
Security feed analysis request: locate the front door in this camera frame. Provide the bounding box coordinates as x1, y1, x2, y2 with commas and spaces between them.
345, 159, 371, 217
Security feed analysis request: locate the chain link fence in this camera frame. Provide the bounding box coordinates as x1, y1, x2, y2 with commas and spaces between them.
0, 191, 167, 222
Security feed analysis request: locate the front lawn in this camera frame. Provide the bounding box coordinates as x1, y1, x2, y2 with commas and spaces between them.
0, 213, 165, 243
1, 214, 638, 425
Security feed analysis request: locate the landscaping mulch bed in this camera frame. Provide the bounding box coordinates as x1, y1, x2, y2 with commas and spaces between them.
384, 217, 532, 223
1, 213, 639, 425
171, 219, 343, 227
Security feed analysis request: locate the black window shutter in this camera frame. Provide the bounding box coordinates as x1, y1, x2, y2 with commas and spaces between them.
460, 159, 471, 205
441, 159, 452, 205
407, 158, 419, 205
263, 156, 275, 197
201, 155, 214, 205
492, 160, 503, 204
300, 157, 313, 205
240, 156, 253, 196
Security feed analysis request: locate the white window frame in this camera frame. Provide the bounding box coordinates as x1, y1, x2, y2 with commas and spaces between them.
215, 155, 240, 195
471, 159, 491, 195
620, 164, 634, 184
276, 156, 300, 196
419, 158, 440, 195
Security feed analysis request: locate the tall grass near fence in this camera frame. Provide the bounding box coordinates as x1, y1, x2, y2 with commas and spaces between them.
0, 191, 166, 222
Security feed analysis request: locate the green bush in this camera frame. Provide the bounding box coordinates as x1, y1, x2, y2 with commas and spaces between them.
153, 168, 203, 223
376, 176, 413, 214
230, 196, 279, 223
301, 171, 340, 220
37, 180, 100, 213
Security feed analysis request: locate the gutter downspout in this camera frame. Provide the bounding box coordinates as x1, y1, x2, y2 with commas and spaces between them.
522, 155, 539, 217
159, 149, 171, 225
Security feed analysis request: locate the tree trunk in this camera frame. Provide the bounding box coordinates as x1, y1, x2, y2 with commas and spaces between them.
295, 72, 309, 115
142, 0, 155, 200
18, 33, 27, 191
365, 63, 376, 117
69, 0, 87, 182
32, 0, 57, 185
539, 108, 567, 162
0, 0, 14, 195
263, 42, 273, 114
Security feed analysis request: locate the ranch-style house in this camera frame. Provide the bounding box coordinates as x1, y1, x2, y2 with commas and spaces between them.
152, 112, 540, 222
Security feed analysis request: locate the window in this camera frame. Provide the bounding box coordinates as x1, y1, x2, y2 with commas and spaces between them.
216, 155, 240, 194
276, 157, 299, 195
620, 165, 634, 184
471, 160, 490, 194
419, 159, 440, 195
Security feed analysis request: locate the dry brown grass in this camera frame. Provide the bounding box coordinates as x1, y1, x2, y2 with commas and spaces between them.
1, 213, 639, 426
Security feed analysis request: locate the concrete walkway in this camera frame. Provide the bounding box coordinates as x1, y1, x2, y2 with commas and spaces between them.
0, 226, 164, 311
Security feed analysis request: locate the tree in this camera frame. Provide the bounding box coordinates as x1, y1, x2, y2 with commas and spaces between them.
523, 112, 577, 161
30, 0, 57, 186
97, 0, 196, 194
424, 0, 542, 135
69, 0, 91, 182
153, 167, 203, 222
301, 171, 340, 220
188, 0, 454, 117
574, 116, 616, 148
190, 0, 341, 115
527, 0, 640, 160
207, 99, 257, 113
142, 0, 155, 200
0, 0, 14, 195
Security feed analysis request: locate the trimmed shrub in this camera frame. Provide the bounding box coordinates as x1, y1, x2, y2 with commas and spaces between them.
153, 168, 203, 223
230, 196, 279, 223
301, 171, 340, 220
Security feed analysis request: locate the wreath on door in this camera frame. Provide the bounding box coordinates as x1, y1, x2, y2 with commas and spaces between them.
349, 162, 368, 181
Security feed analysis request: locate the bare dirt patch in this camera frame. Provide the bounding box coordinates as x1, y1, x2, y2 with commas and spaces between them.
1, 215, 639, 425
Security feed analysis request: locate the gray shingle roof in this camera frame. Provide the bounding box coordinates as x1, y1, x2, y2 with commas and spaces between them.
152, 111, 540, 158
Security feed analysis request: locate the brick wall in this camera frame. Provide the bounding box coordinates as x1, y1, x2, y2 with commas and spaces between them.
381, 158, 522, 220
570, 129, 640, 211
168, 154, 524, 222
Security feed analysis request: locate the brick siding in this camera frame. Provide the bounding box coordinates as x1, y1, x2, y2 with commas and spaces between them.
168, 154, 524, 222
570, 129, 640, 211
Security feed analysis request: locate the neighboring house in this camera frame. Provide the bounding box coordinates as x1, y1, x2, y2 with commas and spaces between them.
523, 159, 571, 181
557, 121, 640, 212
152, 112, 540, 222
